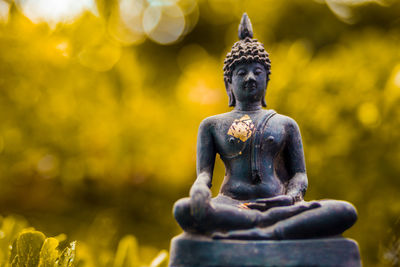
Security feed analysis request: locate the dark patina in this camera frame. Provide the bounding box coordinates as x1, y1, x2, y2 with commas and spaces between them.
170, 13, 360, 267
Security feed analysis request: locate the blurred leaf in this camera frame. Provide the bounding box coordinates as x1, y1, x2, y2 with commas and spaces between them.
13, 231, 46, 267
57, 241, 76, 267
112, 236, 139, 267
38, 238, 59, 267
10, 238, 17, 267
52, 235, 67, 244
149, 250, 168, 267
0, 216, 28, 264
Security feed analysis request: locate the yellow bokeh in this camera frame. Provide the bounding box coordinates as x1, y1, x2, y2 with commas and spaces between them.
357, 102, 380, 127
0, 0, 398, 266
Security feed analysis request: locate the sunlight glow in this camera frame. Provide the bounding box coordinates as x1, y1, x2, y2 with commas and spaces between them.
17, 0, 96, 25
0, 0, 10, 22
324, 0, 387, 23
142, 4, 185, 44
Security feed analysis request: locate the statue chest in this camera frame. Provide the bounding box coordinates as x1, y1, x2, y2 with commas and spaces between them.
214, 115, 285, 159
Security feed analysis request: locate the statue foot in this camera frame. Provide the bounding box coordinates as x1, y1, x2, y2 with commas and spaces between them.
290, 201, 321, 211
212, 228, 276, 240
309, 201, 321, 208
259, 201, 321, 227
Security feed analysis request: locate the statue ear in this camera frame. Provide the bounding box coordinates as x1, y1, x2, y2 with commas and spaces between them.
225, 80, 236, 107
229, 91, 236, 107
261, 87, 267, 107
262, 76, 269, 107
261, 96, 267, 107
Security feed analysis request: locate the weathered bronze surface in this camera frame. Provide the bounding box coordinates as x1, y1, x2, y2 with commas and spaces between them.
169, 234, 361, 267
170, 13, 360, 266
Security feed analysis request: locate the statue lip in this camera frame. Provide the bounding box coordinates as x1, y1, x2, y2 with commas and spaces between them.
244, 83, 257, 90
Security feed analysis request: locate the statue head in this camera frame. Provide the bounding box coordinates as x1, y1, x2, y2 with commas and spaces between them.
223, 13, 271, 107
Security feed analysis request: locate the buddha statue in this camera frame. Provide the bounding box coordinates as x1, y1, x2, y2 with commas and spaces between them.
172, 13, 357, 241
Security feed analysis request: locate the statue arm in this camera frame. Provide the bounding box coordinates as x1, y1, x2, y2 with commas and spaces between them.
284, 119, 308, 202
194, 118, 216, 188
189, 118, 216, 220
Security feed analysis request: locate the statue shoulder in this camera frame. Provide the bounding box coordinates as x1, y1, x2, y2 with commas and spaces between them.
270, 113, 302, 134
198, 112, 232, 131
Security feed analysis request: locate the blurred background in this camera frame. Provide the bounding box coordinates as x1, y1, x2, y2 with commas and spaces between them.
0, 0, 399, 265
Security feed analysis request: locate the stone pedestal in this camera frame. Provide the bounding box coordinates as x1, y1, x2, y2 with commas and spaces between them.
169, 233, 361, 267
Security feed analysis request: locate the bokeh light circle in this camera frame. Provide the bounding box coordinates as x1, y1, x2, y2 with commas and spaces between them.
0, 1, 10, 22
119, 0, 145, 35
120, 0, 145, 19
15, 0, 96, 25
142, 4, 185, 45
108, 0, 146, 46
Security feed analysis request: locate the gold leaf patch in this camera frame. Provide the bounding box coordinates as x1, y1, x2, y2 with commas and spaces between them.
227, 115, 255, 142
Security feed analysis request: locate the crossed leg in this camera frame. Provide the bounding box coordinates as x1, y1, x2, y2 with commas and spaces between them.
212, 200, 357, 240
173, 196, 321, 234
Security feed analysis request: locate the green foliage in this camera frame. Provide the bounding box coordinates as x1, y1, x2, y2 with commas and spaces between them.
8, 230, 76, 267
38, 238, 59, 267
112, 236, 138, 267
0, 0, 399, 266
148, 251, 168, 267
0, 216, 168, 267
0, 216, 28, 264
56, 242, 75, 267
11, 231, 45, 267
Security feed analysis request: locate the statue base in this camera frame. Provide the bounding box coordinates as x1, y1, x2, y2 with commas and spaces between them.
169, 233, 361, 267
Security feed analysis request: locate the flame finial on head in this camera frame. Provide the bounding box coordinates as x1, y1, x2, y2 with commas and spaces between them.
238, 13, 253, 40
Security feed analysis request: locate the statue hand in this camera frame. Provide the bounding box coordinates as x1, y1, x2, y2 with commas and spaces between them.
189, 183, 211, 221
246, 195, 294, 211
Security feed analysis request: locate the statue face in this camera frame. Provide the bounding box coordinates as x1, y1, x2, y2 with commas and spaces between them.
229, 62, 267, 106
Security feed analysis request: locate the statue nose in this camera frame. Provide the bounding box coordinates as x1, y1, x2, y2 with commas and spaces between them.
245, 72, 256, 82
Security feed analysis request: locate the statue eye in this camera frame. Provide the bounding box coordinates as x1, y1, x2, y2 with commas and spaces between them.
254, 69, 263, 75
237, 70, 246, 76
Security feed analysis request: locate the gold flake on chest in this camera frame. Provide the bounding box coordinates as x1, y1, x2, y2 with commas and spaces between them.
227, 115, 255, 142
